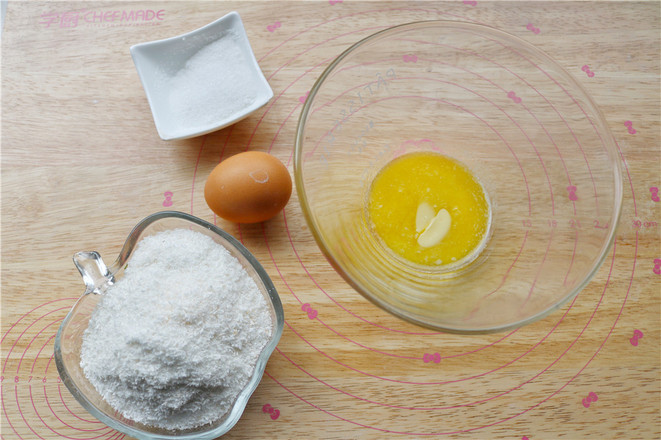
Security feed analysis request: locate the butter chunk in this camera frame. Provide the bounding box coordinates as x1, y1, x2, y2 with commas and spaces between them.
417, 208, 451, 248
415, 202, 436, 233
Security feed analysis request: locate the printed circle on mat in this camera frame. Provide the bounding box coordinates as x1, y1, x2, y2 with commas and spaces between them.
1, 299, 120, 439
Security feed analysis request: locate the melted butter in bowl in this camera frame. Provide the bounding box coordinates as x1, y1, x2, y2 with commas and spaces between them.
367, 151, 491, 267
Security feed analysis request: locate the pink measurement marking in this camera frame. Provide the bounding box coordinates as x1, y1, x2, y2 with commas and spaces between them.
262, 403, 280, 420
594, 220, 609, 229
566, 185, 578, 201
654, 258, 661, 275
402, 54, 418, 63
630, 329, 643, 346
14, 384, 40, 439
301, 303, 318, 319
24, 323, 60, 376
267, 21, 281, 32
329, 0, 343, 4
2, 300, 110, 433
423, 353, 441, 364
650, 187, 660, 202
298, 91, 310, 104
581, 65, 595, 77
15, 312, 66, 376
1, 298, 75, 346
507, 91, 522, 103
29, 383, 103, 437
624, 120, 636, 134
53, 380, 105, 426
3, 302, 74, 374
162, 191, 173, 207
582, 391, 598, 408
463, 0, 477, 5
48, 379, 104, 425
1, 395, 21, 440
526, 23, 540, 34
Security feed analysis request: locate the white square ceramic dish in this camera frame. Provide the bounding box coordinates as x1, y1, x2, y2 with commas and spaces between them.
130, 12, 273, 141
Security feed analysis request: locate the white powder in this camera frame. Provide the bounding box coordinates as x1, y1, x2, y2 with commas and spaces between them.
80, 228, 273, 431
165, 31, 258, 130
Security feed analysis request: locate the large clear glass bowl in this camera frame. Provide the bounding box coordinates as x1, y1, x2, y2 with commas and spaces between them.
54, 211, 284, 439
294, 21, 622, 333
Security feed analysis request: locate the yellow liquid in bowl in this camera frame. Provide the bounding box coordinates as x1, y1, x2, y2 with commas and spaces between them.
367, 152, 490, 266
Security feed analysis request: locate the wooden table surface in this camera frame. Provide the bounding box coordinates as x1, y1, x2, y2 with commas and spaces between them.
2, 1, 659, 439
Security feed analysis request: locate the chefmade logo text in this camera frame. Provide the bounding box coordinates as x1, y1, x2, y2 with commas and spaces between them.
40, 8, 165, 28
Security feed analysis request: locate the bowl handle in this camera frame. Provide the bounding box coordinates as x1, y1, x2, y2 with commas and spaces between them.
73, 251, 113, 295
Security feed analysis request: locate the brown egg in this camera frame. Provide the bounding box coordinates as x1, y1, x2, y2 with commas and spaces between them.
204, 151, 292, 223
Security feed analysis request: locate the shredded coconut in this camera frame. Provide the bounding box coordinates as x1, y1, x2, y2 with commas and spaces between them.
80, 228, 272, 430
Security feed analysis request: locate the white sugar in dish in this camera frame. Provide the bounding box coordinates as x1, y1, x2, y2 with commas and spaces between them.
164, 31, 258, 131
131, 12, 274, 140
79, 228, 273, 431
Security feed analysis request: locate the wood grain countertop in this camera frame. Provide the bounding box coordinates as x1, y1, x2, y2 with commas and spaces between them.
2, 1, 659, 439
